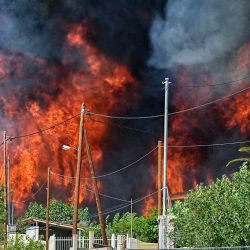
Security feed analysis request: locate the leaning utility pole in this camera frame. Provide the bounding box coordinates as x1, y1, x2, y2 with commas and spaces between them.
72, 103, 85, 250
157, 140, 162, 216
158, 78, 172, 249
46, 167, 51, 250
3, 131, 7, 242
84, 128, 108, 246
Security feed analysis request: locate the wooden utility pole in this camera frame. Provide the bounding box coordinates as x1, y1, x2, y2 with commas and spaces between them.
84, 128, 108, 246
3, 131, 7, 242
46, 167, 51, 250
72, 103, 85, 250
158, 140, 162, 215
7, 156, 11, 225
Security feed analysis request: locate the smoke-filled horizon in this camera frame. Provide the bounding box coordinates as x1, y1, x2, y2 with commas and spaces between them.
0, 0, 249, 216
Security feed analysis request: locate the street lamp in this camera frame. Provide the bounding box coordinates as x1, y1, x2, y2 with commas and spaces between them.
62, 145, 78, 152
62, 103, 85, 250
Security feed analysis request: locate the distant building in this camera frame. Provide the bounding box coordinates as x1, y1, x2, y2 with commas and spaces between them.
22, 217, 83, 241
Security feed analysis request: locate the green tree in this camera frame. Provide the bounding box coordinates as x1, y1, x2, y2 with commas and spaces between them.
7, 236, 44, 250
227, 147, 250, 166
171, 163, 250, 247
104, 209, 158, 242
22, 199, 89, 224
19, 200, 159, 242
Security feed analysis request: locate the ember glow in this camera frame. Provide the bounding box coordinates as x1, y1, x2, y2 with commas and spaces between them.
0, 1, 249, 216
0, 23, 139, 211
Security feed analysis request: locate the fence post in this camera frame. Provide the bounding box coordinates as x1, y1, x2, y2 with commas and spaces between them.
117, 235, 126, 250
49, 234, 56, 250
126, 234, 129, 249
126, 237, 138, 249
111, 234, 116, 249
89, 231, 94, 249
166, 215, 175, 249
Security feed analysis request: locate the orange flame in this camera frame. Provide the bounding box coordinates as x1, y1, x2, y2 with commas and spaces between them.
0, 23, 139, 212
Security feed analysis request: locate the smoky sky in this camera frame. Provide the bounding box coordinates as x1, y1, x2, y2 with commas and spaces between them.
0, 0, 249, 215
0, 0, 167, 214
0, 0, 165, 67
149, 0, 250, 68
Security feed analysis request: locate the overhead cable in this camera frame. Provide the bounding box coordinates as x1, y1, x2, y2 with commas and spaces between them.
53, 173, 130, 203
13, 181, 47, 204
10, 113, 80, 140
2, 85, 249, 142
50, 145, 158, 180
167, 140, 250, 148
85, 186, 130, 203
168, 85, 250, 116
50, 138, 250, 181
90, 189, 161, 218
87, 85, 250, 119
178, 74, 250, 88
87, 116, 149, 133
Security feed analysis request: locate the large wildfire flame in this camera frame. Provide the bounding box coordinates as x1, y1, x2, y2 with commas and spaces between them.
0, 20, 249, 216
0, 23, 139, 212
142, 43, 250, 215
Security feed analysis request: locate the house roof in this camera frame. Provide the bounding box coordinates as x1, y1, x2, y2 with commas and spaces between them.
22, 217, 83, 231
171, 192, 187, 201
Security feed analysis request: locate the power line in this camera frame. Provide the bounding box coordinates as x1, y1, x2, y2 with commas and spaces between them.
168, 85, 250, 116
50, 138, 250, 181
90, 189, 161, 218
87, 111, 163, 120
52, 173, 130, 203
12, 181, 47, 204
85, 186, 130, 203
87, 85, 250, 119
2, 85, 248, 143
51, 145, 158, 180
176, 74, 250, 88
87, 115, 149, 133
9, 113, 80, 140
89, 203, 131, 218
167, 140, 250, 148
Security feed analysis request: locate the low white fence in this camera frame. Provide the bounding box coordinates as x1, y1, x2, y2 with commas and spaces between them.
53, 235, 117, 250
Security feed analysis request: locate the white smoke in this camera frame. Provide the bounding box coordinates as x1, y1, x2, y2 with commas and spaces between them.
148, 0, 248, 69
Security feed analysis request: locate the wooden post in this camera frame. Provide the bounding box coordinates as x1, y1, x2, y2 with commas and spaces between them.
158, 140, 162, 215
84, 128, 108, 246
3, 131, 7, 242
72, 103, 85, 250
7, 156, 11, 225
46, 167, 51, 250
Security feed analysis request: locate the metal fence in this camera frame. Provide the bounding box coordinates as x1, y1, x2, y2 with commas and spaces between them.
55, 236, 115, 250
54, 237, 250, 250
55, 237, 72, 250
167, 248, 250, 250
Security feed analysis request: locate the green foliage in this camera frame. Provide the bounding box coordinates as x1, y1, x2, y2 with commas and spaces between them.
22, 199, 89, 224
21, 200, 158, 243
7, 236, 44, 250
227, 146, 250, 166
88, 209, 158, 243
170, 163, 250, 247
133, 209, 158, 242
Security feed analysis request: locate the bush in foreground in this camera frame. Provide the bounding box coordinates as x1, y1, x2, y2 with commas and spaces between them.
171, 163, 250, 247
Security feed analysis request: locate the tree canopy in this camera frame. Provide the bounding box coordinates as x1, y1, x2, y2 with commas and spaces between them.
20, 199, 158, 242
22, 199, 90, 225
171, 163, 250, 247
